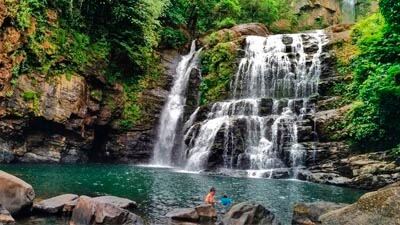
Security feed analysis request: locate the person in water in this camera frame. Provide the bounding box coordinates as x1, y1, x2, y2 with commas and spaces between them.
220, 193, 232, 207
205, 187, 217, 205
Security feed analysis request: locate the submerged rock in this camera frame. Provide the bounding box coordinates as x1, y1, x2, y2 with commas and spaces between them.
292, 201, 348, 225
33, 194, 79, 214
319, 185, 400, 225
0, 204, 15, 224
70, 196, 143, 225
220, 202, 281, 225
0, 171, 35, 215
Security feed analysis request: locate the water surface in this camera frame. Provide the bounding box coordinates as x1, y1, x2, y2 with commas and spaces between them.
0, 164, 365, 225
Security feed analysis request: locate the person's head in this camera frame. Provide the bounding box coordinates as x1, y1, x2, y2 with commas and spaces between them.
210, 187, 216, 194
223, 193, 228, 198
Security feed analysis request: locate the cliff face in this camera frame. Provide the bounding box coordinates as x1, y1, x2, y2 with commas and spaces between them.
0, 1, 179, 164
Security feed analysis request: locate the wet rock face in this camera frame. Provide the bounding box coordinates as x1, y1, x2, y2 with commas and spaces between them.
0, 71, 126, 163
0, 171, 35, 215
102, 50, 179, 164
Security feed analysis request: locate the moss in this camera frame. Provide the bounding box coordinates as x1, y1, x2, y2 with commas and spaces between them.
199, 41, 238, 105
90, 89, 103, 102
22, 90, 36, 101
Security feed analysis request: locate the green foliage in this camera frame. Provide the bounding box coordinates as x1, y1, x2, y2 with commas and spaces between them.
199, 42, 238, 105
216, 18, 237, 29
159, 0, 295, 48
379, 0, 400, 32
23, 90, 36, 101
159, 28, 188, 49
390, 144, 400, 156
345, 11, 400, 151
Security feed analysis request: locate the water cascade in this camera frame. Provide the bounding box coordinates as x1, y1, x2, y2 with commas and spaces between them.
341, 0, 356, 23
183, 31, 327, 177
152, 41, 202, 166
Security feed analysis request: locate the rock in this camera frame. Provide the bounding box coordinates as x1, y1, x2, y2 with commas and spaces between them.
292, 201, 348, 225
92, 196, 137, 209
295, 0, 341, 30
0, 204, 15, 224
230, 23, 270, 36
194, 204, 217, 219
70, 196, 143, 225
319, 185, 400, 225
220, 202, 281, 225
0, 171, 35, 215
33, 194, 79, 214
166, 208, 199, 222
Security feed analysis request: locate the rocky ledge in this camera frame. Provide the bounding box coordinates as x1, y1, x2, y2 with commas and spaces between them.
292, 182, 400, 225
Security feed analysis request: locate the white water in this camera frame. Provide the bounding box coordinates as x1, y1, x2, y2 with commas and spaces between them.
152, 41, 202, 166
184, 31, 327, 176
342, 0, 356, 23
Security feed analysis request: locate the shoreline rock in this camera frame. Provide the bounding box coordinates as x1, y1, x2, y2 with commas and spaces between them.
33, 194, 79, 214
0, 205, 15, 224
319, 184, 400, 225
70, 196, 143, 225
292, 201, 348, 225
166, 204, 217, 224
0, 171, 35, 215
220, 202, 281, 225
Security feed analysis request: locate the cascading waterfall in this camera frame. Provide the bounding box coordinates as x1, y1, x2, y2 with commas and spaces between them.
152, 41, 202, 166
341, 0, 356, 23
183, 31, 327, 177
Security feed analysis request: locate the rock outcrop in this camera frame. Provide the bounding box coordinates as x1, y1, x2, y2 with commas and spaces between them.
292, 201, 348, 225
166, 204, 217, 224
92, 196, 137, 209
301, 152, 400, 190
33, 194, 79, 214
0, 171, 35, 215
295, 0, 341, 30
319, 185, 400, 225
70, 196, 143, 225
220, 202, 281, 225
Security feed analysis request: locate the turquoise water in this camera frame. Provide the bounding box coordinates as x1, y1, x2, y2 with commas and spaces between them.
0, 164, 365, 225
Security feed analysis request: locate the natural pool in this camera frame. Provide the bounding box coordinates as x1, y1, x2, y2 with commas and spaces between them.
0, 164, 366, 225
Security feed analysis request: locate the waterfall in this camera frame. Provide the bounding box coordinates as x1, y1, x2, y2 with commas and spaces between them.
152, 41, 202, 166
183, 31, 327, 177
342, 0, 356, 23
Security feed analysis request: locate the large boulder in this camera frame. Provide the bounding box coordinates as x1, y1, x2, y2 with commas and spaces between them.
166, 204, 217, 224
220, 202, 281, 225
166, 208, 199, 222
0, 171, 35, 215
194, 204, 217, 219
292, 201, 348, 225
0, 204, 15, 224
92, 196, 137, 209
33, 194, 79, 214
70, 196, 143, 225
319, 185, 400, 225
